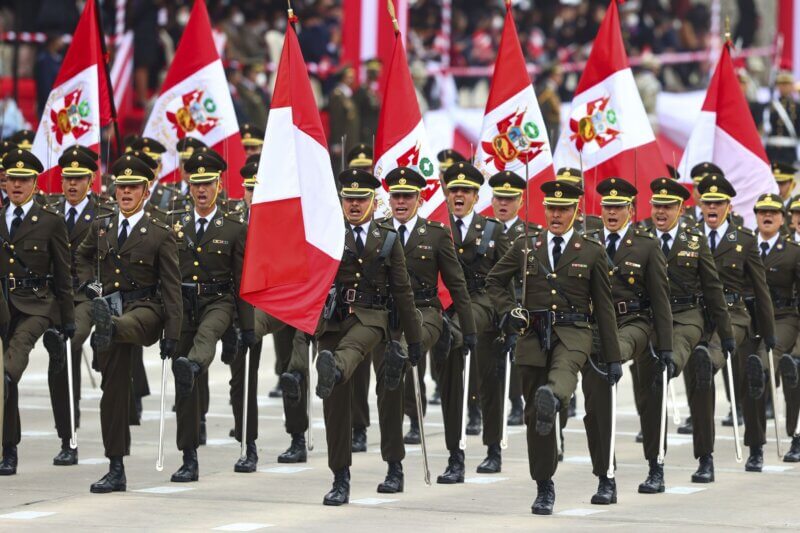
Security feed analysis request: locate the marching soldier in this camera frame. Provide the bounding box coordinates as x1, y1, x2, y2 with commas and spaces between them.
772, 162, 797, 236
695, 173, 774, 473
371, 167, 475, 493
311, 168, 422, 505
9, 130, 34, 150
750, 194, 800, 463
166, 151, 253, 482
636, 178, 732, 489
555, 167, 603, 233
582, 177, 672, 505
435, 162, 505, 481
765, 71, 800, 164
486, 180, 621, 515
489, 171, 542, 427
353, 58, 382, 143
789, 194, 800, 239
0, 149, 74, 475
240, 123, 265, 158
327, 66, 360, 162
44, 145, 109, 466
76, 154, 182, 493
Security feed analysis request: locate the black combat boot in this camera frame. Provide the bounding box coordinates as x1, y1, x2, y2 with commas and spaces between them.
590, 475, 617, 505
476, 443, 501, 474
384, 340, 407, 391
173, 357, 200, 399
315, 350, 340, 399
352, 427, 367, 453
638, 459, 665, 493
170, 448, 199, 482
436, 450, 465, 484
531, 480, 555, 515
323, 467, 350, 506
280, 371, 303, 404
90, 456, 126, 493
403, 417, 421, 445
0, 446, 18, 476
53, 438, 78, 466
234, 442, 258, 473
91, 298, 114, 350
783, 436, 800, 463
278, 433, 307, 463
745, 446, 763, 472
692, 346, 713, 391
534, 386, 560, 436
779, 354, 799, 389
677, 416, 693, 434
377, 461, 404, 493
43, 328, 66, 374
691, 454, 714, 483
745, 354, 765, 399
507, 397, 524, 426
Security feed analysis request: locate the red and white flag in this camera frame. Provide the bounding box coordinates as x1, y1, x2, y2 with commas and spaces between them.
553, 0, 667, 218
373, 23, 439, 220
142, 0, 246, 197
109, 30, 134, 126
474, 2, 555, 225
678, 41, 776, 228
240, 18, 343, 334
342, 0, 408, 84
778, 0, 800, 77
31, 0, 113, 193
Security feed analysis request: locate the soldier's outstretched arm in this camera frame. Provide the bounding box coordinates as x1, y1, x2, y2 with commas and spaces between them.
745, 240, 775, 340
158, 228, 183, 341
485, 238, 521, 318
389, 236, 422, 344
436, 225, 476, 336
589, 243, 621, 363
645, 239, 673, 351
697, 237, 733, 340
50, 215, 75, 325
234, 223, 254, 331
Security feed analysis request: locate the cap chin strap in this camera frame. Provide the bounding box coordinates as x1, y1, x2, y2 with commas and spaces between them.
403, 195, 421, 220
665, 200, 684, 231
562, 204, 580, 232
121, 188, 148, 217
64, 176, 93, 204
348, 191, 376, 225
12, 184, 37, 207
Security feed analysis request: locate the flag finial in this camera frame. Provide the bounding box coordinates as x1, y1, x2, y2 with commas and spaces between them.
387, 0, 400, 34
287, 0, 297, 23
724, 16, 731, 42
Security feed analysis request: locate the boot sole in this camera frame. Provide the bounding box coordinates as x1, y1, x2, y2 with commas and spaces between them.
316, 351, 337, 400
376, 482, 404, 494
745, 463, 763, 473
691, 474, 714, 483
436, 476, 464, 484
637, 483, 665, 493
531, 506, 553, 515
170, 474, 199, 482
172, 358, 195, 399
403, 435, 421, 445
692, 347, 713, 391
277, 453, 307, 464
590, 494, 617, 504
279, 373, 301, 404
782, 453, 800, 463
90, 485, 126, 493
44, 329, 66, 374
745, 355, 765, 399
534, 387, 558, 436
384, 341, 407, 391
92, 298, 114, 351
322, 497, 349, 506
779, 355, 799, 389
234, 463, 257, 473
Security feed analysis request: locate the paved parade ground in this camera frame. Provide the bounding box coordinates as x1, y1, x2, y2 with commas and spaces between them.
0, 340, 797, 532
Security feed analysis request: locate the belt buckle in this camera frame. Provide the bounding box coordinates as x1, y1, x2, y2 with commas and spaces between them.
7, 277, 15, 291
196, 283, 202, 296
344, 288, 356, 303
617, 301, 627, 315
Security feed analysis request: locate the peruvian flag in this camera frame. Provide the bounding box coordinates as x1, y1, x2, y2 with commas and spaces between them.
342, 0, 408, 84
778, 0, 800, 76
142, 0, 246, 198
678, 41, 776, 228
240, 18, 343, 334
553, 0, 667, 218
31, 0, 112, 193
474, 2, 555, 225
373, 23, 439, 220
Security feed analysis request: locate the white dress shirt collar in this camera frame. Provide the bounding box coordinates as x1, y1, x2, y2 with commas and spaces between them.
503, 216, 519, 233
6, 199, 34, 231
393, 215, 418, 244
757, 233, 780, 254
65, 196, 90, 218
195, 206, 218, 228
603, 222, 630, 243
655, 223, 679, 243
118, 209, 145, 235
704, 219, 729, 240
547, 228, 574, 269
455, 211, 475, 240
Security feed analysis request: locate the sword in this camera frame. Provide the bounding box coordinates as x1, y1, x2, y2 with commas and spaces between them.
459, 346, 472, 450
724, 350, 743, 463
554, 411, 562, 459
607, 383, 617, 478
66, 339, 78, 449
307, 339, 315, 452
0, 337, 4, 446
500, 348, 511, 450
155, 354, 168, 472
669, 379, 681, 425
239, 344, 251, 461
657, 365, 668, 465
412, 364, 431, 486
767, 348, 782, 458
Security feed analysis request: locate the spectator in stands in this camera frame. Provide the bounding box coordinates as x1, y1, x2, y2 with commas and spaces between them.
237, 61, 270, 129
33, 33, 63, 117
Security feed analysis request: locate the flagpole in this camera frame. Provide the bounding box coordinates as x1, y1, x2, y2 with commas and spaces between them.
94, 0, 122, 160
387, 0, 400, 35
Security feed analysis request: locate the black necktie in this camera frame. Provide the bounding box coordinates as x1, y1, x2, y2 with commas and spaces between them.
197, 217, 207, 242
66, 207, 77, 233
552, 236, 564, 268
354, 226, 364, 255
10, 206, 23, 238
606, 233, 620, 260
399, 224, 407, 246
118, 219, 129, 248
709, 229, 718, 253
456, 219, 465, 241
760, 242, 769, 259
661, 233, 671, 256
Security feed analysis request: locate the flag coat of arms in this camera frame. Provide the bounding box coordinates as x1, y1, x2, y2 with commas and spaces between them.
678, 40, 776, 228
240, 18, 343, 334
553, 0, 667, 218
142, 0, 246, 197
31, 0, 113, 193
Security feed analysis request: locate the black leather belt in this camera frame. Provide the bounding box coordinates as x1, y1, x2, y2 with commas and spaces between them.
339, 288, 388, 307
614, 300, 650, 316
413, 287, 438, 301
465, 277, 486, 293
530, 310, 591, 325
724, 292, 742, 305
3, 276, 51, 291
182, 281, 233, 296
670, 295, 698, 310
121, 285, 158, 303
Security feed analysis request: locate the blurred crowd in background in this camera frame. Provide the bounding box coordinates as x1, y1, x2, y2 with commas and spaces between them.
0, 0, 784, 137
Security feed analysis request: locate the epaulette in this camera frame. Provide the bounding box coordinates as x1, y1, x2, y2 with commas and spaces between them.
633, 228, 654, 239
374, 216, 390, 225
223, 212, 245, 224
581, 233, 603, 246
483, 216, 501, 224
149, 217, 170, 231
685, 225, 703, 236
39, 203, 61, 217
736, 225, 755, 237
426, 219, 447, 229
377, 221, 397, 233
